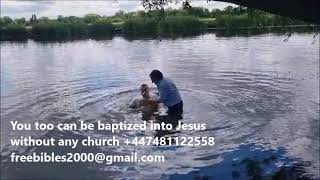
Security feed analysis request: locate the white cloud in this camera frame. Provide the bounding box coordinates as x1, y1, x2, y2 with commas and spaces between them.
1, 1, 54, 18
1, 0, 236, 19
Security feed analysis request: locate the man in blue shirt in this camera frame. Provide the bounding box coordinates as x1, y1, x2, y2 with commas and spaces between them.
150, 70, 183, 120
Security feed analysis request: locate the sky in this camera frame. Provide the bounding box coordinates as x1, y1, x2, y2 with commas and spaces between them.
0, 0, 236, 19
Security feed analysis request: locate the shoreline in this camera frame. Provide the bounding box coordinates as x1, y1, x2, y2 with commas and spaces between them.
2, 6, 319, 41
1, 25, 319, 41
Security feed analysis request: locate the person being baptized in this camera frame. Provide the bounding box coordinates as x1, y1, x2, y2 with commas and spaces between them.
129, 84, 159, 113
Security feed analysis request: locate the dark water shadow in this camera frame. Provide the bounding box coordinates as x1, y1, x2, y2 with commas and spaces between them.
122, 31, 206, 41
1, 129, 109, 180
167, 143, 316, 180
214, 26, 319, 37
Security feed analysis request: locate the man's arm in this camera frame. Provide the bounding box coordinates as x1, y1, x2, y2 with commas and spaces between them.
157, 83, 169, 104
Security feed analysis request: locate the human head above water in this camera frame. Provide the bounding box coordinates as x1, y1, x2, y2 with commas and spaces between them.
150, 70, 163, 84
140, 84, 150, 99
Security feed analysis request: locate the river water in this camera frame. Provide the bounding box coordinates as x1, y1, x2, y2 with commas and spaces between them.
1, 33, 319, 180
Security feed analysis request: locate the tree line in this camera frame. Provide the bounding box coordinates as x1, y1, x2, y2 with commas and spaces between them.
0, 6, 315, 40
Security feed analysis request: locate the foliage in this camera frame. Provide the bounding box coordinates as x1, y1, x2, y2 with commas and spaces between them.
199, 18, 216, 28
123, 17, 158, 35
0, 6, 313, 40
159, 16, 206, 35
215, 14, 254, 28
32, 22, 69, 39
14, 18, 26, 25
0, 24, 29, 40
186, 7, 210, 17
111, 17, 123, 23
215, 11, 307, 29
83, 14, 101, 24
31, 21, 89, 39
89, 20, 114, 37
0, 16, 13, 27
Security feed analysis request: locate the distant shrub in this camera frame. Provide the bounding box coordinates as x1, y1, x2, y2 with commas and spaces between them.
0, 6, 313, 41
111, 17, 124, 23
200, 18, 217, 28
14, 18, 26, 25
32, 22, 70, 39
68, 22, 89, 37
1, 24, 28, 40
166, 9, 188, 17
215, 14, 254, 28
215, 13, 308, 29
186, 7, 210, 17
123, 17, 158, 35
31, 20, 114, 39
89, 20, 114, 37
0, 16, 13, 27
83, 14, 101, 24
159, 16, 206, 35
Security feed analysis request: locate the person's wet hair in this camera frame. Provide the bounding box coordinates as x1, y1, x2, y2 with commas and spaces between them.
140, 84, 149, 99
140, 84, 148, 89
150, 70, 163, 83
140, 84, 148, 92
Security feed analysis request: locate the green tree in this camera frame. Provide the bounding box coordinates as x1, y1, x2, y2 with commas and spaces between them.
0, 16, 13, 26
57, 15, 64, 22
14, 18, 26, 25
38, 17, 50, 23
30, 14, 37, 24
65, 16, 82, 23
1, 24, 28, 40
115, 11, 126, 17
83, 14, 101, 24
137, 10, 147, 17
187, 7, 210, 17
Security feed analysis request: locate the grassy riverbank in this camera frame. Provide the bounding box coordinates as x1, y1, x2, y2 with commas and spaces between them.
0, 6, 317, 40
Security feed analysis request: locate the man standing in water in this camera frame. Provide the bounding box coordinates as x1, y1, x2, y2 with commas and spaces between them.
150, 70, 183, 120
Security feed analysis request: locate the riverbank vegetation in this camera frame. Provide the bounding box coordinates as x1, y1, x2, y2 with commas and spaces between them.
0, 6, 317, 40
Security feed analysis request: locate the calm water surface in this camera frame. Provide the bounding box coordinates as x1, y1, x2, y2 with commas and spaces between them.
1, 33, 319, 179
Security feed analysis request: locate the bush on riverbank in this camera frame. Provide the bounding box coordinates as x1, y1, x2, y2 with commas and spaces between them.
122, 17, 158, 35
159, 16, 206, 35
0, 6, 315, 41
215, 13, 307, 29
89, 20, 114, 37
215, 14, 254, 28
122, 16, 205, 36
32, 22, 79, 39
0, 24, 29, 40
30, 20, 113, 40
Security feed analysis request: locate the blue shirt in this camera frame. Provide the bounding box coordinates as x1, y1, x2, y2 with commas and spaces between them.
156, 78, 182, 107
